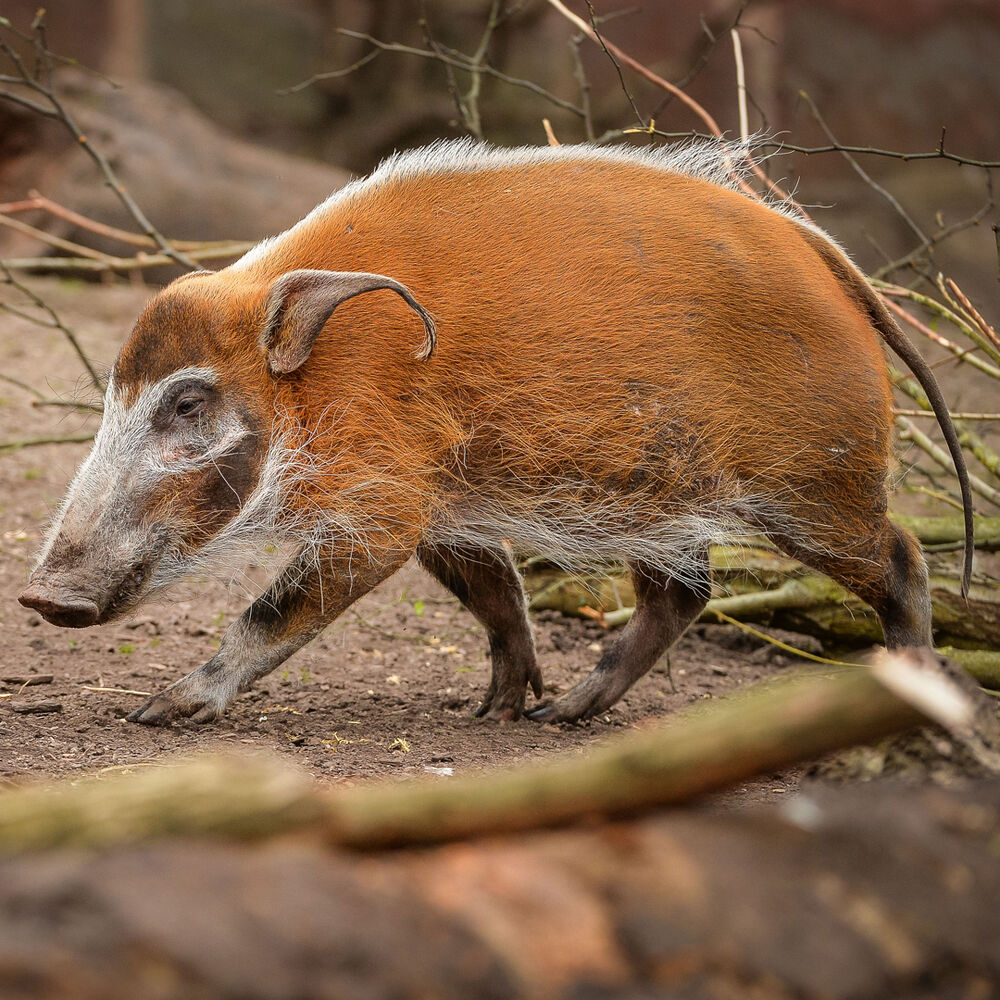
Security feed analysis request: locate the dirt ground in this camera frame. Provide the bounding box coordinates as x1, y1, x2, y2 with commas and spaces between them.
0, 278, 953, 795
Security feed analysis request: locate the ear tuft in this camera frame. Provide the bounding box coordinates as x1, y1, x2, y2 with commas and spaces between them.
261, 269, 436, 376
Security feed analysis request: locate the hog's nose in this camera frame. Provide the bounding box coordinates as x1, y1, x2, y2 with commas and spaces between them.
18, 586, 100, 628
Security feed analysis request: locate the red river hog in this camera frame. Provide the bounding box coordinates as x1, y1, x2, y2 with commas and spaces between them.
18, 140, 973, 724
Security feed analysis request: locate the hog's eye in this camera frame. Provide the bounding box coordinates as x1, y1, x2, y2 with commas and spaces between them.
175, 396, 205, 418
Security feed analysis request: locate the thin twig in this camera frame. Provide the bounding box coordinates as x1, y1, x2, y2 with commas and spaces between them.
873, 198, 995, 280
568, 30, 594, 141
897, 417, 1000, 508
0, 242, 254, 275
624, 128, 1000, 170
585, 0, 643, 128
0, 12, 120, 86
877, 280, 1000, 366
462, 0, 504, 138
730, 28, 748, 141
544, 1, 803, 214
0, 372, 45, 400
277, 48, 382, 95
942, 275, 1000, 352
81, 685, 152, 697
762, 138, 1000, 169
0, 191, 236, 251
0, 432, 95, 453
653, 2, 751, 120
0, 211, 123, 263
895, 409, 1000, 421
881, 298, 1000, 380
31, 399, 104, 413
0, 263, 104, 392
712, 610, 859, 668
799, 89, 927, 249
545, 0, 724, 135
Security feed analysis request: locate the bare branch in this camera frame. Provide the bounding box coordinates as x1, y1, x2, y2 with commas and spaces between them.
0, 210, 123, 264
277, 48, 382, 96
1, 242, 254, 275
652, 1, 749, 118
876, 280, 1000, 367
285, 28, 586, 121
0, 14, 199, 271
584, 0, 643, 128
31, 398, 104, 413
0, 372, 45, 400
545, 2, 804, 214
897, 417, 1000, 509
545, 0, 725, 136
568, 29, 595, 141
873, 197, 995, 280
941, 275, 1000, 353
895, 409, 1000, 421
621, 127, 1000, 170
0, 191, 236, 252
759, 138, 1000, 170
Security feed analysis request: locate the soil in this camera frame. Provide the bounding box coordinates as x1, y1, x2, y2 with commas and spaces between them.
0, 277, 971, 797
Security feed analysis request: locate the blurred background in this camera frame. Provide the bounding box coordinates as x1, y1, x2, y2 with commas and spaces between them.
0, 0, 997, 312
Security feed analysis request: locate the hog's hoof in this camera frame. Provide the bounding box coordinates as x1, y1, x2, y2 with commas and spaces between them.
526, 675, 619, 724
473, 698, 522, 722
525, 700, 595, 725
472, 688, 525, 722
127, 672, 229, 725
472, 662, 545, 722
128, 694, 221, 726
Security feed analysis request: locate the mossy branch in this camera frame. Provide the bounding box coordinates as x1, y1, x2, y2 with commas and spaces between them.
0, 664, 938, 854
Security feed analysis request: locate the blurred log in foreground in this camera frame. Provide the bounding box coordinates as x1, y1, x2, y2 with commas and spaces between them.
1, 652, 998, 999
525, 514, 1000, 659
1, 779, 999, 999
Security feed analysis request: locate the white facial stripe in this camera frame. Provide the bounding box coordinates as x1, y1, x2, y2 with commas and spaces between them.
35, 367, 224, 566
115, 366, 219, 417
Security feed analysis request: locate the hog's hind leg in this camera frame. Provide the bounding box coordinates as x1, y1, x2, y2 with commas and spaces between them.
772, 516, 933, 649
528, 552, 711, 724
417, 542, 542, 721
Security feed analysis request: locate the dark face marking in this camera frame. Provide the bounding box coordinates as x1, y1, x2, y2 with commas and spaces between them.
150, 376, 219, 432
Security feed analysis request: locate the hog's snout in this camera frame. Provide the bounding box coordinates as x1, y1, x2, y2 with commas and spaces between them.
21, 542, 165, 629
18, 585, 101, 628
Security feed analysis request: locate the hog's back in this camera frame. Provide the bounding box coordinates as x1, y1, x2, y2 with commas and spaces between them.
251, 157, 892, 510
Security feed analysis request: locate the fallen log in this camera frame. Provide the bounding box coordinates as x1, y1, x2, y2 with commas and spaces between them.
1, 737, 999, 999
1, 653, 997, 999
1, 782, 998, 1000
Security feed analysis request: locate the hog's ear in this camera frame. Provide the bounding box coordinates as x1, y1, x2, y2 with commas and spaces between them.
261, 269, 437, 375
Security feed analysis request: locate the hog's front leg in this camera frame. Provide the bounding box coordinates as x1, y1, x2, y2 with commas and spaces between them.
128, 545, 410, 725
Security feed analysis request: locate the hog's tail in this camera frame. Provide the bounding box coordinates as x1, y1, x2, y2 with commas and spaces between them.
799, 225, 974, 598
